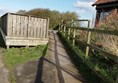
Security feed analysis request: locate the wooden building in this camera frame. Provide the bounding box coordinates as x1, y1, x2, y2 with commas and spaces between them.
92, 0, 118, 27
0, 13, 49, 49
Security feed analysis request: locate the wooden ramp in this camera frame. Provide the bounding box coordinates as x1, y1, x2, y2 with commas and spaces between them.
43, 30, 85, 83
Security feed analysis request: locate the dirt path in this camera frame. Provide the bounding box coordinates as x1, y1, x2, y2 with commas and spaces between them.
0, 49, 9, 83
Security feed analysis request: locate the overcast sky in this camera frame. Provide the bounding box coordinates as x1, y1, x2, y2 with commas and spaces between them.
0, 0, 96, 20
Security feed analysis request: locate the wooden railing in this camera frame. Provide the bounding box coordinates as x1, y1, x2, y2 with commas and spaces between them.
58, 20, 118, 63
59, 19, 118, 83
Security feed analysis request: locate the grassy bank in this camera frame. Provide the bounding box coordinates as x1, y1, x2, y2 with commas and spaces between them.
58, 31, 117, 83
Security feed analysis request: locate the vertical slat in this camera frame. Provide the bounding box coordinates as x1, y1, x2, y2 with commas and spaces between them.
4, 15, 6, 35
23, 16, 25, 37
38, 18, 41, 38
43, 19, 46, 38
46, 18, 49, 38
40, 19, 42, 38
7, 13, 12, 36
16, 15, 20, 36
11, 15, 13, 36
36, 18, 39, 37
30, 17, 33, 37
28, 16, 31, 37
42, 19, 44, 38
24, 16, 28, 37
36, 18, 39, 38
15, 15, 18, 37
12, 15, 17, 37
18, 15, 21, 37
20, 16, 23, 37
31, 17, 34, 37
33, 18, 36, 37
3, 15, 5, 35
34, 18, 37, 38
22, 16, 25, 37
32, 17, 35, 37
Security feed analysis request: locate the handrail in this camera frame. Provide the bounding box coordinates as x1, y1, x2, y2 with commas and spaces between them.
67, 27, 118, 36
64, 19, 89, 22
62, 32, 118, 62
59, 20, 118, 63
59, 19, 118, 83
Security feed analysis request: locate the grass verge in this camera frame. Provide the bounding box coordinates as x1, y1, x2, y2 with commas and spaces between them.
2, 45, 48, 83
58, 31, 116, 83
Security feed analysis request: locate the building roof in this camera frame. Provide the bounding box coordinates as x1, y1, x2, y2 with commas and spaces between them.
92, 0, 118, 6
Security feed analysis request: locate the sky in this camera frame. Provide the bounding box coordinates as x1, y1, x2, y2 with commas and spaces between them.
0, 0, 96, 21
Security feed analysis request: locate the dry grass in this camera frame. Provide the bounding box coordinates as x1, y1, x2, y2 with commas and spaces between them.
96, 15, 118, 56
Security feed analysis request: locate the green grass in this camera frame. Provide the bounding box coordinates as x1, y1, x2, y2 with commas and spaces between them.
3, 45, 46, 69
2, 45, 47, 83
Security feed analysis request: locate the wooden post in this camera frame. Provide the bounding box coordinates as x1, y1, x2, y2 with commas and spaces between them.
63, 25, 66, 35
7, 45, 10, 49
72, 29, 76, 46
85, 20, 91, 59
68, 28, 70, 40
58, 24, 60, 31
61, 20, 64, 32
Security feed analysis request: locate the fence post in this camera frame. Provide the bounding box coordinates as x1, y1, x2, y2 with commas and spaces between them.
72, 29, 76, 46
63, 25, 66, 35
61, 20, 64, 32
68, 28, 70, 40
85, 20, 91, 59
58, 23, 61, 31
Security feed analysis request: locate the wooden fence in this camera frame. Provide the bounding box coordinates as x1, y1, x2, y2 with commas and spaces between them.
0, 13, 49, 48
59, 19, 118, 83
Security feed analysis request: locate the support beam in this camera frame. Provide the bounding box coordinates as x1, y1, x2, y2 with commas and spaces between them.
7, 45, 10, 49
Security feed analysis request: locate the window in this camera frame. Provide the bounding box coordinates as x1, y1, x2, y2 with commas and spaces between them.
100, 11, 111, 20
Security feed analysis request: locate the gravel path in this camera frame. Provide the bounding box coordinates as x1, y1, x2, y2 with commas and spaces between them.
0, 49, 9, 83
